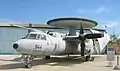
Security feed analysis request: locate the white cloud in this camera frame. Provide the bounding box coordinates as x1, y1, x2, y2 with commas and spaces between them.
77, 7, 109, 14
102, 21, 119, 28
96, 7, 107, 13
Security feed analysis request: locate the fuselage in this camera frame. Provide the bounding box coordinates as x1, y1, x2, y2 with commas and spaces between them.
13, 30, 110, 56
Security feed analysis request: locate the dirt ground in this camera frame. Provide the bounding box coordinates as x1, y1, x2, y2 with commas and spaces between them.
0, 55, 119, 71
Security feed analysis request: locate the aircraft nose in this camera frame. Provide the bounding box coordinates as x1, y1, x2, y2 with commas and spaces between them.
13, 43, 19, 49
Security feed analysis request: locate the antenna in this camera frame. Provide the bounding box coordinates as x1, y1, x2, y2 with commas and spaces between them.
104, 25, 108, 33
28, 23, 32, 33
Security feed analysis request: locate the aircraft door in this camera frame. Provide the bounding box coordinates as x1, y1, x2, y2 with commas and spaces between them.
40, 34, 48, 54
45, 36, 57, 54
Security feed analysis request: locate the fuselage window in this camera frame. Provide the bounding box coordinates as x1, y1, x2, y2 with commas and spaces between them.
41, 35, 46, 40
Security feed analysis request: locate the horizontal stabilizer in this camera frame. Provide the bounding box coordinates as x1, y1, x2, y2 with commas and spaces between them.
10, 24, 43, 32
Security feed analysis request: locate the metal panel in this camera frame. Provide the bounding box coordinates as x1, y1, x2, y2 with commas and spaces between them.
0, 27, 28, 54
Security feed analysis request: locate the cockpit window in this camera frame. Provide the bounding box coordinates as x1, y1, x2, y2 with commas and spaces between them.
22, 34, 29, 39
26, 34, 37, 39
36, 34, 41, 40
24, 33, 46, 40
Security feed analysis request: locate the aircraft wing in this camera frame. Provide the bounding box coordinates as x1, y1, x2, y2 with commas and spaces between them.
10, 24, 44, 32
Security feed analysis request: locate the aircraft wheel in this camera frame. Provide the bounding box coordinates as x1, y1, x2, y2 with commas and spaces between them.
85, 56, 90, 61
25, 63, 32, 68
45, 56, 50, 59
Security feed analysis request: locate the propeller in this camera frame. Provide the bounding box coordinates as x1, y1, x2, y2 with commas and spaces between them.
77, 24, 104, 56
78, 24, 86, 56
79, 24, 84, 34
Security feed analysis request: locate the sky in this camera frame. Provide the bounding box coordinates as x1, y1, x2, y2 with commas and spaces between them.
0, 0, 120, 34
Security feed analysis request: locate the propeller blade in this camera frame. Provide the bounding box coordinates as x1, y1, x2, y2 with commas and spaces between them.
79, 24, 84, 34
81, 42, 85, 56
85, 33, 104, 39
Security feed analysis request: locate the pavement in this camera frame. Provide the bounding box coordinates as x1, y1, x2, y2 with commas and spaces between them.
0, 55, 119, 71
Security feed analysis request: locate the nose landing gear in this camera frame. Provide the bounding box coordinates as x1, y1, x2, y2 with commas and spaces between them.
21, 55, 34, 68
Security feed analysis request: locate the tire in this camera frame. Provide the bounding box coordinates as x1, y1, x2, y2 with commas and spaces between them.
25, 63, 32, 68
85, 56, 90, 61
45, 56, 50, 59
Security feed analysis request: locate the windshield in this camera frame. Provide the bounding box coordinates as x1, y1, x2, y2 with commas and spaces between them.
22, 34, 29, 39
26, 34, 37, 39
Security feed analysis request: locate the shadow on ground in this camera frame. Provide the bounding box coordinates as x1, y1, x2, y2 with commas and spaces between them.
0, 56, 85, 70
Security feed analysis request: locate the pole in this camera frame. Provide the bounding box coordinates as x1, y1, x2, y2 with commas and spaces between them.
117, 56, 119, 65
114, 56, 120, 70
28, 23, 32, 33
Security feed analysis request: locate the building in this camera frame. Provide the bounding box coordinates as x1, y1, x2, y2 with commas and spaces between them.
0, 22, 106, 54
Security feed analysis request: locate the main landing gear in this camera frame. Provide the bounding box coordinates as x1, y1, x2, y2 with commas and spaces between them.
85, 55, 94, 61
81, 49, 95, 62
81, 55, 95, 62
45, 55, 50, 59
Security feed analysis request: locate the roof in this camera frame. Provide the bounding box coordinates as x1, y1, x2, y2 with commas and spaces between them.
0, 21, 105, 31
0, 21, 55, 28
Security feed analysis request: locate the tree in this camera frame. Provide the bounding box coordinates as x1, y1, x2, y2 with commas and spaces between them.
109, 33, 120, 46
